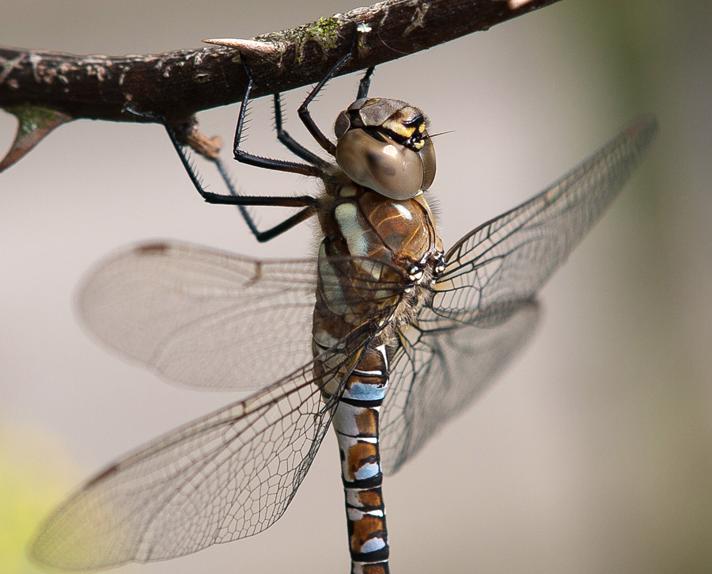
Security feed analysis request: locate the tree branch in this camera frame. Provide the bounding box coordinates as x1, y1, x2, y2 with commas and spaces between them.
0, 0, 560, 170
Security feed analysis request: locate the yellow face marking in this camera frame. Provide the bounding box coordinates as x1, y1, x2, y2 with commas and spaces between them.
418, 123, 426, 133
412, 140, 425, 150
383, 119, 415, 139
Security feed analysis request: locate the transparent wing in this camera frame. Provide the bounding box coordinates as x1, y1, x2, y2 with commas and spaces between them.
380, 117, 656, 473
31, 334, 369, 570
426, 116, 657, 329
381, 302, 539, 475
79, 241, 404, 391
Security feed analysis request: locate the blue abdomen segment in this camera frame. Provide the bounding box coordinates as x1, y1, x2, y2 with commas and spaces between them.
332, 343, 391, 574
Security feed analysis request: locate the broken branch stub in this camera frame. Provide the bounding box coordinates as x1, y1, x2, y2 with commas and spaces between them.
0, 105, 72, 172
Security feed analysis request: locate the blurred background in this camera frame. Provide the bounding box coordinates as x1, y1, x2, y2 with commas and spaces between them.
1, 1, 710, 573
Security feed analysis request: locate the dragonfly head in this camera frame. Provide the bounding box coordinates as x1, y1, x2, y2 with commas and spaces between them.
334, 98, 436, 200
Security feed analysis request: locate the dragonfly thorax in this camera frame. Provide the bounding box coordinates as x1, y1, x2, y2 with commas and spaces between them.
334, 98, 436, 201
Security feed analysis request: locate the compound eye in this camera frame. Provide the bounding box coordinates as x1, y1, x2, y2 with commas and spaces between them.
419, 136, 436, 190
334, 111, 351, 139
335, 129, 423, 200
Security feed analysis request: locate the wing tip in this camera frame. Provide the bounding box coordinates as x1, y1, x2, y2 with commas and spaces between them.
27, 521, 78, 572
626, 114, 659, 150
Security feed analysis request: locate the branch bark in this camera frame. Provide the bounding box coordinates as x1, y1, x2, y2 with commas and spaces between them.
0, 0, 560, 169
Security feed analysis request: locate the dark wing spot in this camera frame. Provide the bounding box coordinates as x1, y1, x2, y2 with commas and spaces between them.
84, 463, 120, 487
136, 242, 170, 255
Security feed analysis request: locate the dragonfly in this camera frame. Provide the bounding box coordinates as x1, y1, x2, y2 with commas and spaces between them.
30, 46, 657, 574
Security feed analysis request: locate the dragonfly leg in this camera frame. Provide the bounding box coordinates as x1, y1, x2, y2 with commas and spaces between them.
232, 63, 323, 178
164, 123, 317, 242
357, 66, 375, 100
272, 93, 329, 167
297, 51, 353, 156
241, 205, 316, 242
297, 24, 372, 156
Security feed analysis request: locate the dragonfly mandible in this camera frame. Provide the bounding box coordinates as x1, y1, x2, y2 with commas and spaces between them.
30, 46, 657, 574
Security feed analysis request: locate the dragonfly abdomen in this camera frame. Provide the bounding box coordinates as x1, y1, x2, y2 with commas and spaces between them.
333, 343, 391, 574
313, 182, 444, 573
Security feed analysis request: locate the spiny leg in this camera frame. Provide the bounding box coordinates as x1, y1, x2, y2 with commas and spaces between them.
211, 156, 317, 242
357, 66, 375, 100
165, 124, 317, 243
233, 64, 322, 177
297, 51, 354, 156
273, 65, 375, 163
273, 94, 328, 167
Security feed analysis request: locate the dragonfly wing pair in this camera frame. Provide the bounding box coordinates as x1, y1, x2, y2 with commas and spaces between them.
31, 116, 657, 569
379, 115, 657, 473
33, 245, 399, 569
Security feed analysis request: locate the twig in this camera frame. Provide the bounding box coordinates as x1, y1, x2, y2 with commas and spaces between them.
0, 0, 560, 170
